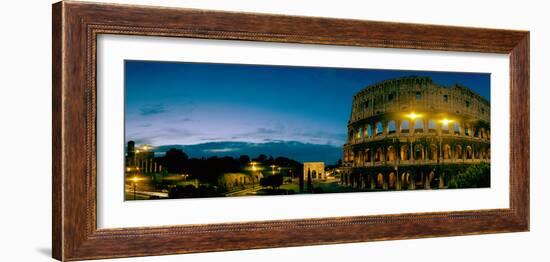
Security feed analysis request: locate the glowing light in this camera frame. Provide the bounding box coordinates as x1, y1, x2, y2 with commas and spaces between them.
130, 176, 140, 183
406, 112, 421, 120
440, 118, 454, 125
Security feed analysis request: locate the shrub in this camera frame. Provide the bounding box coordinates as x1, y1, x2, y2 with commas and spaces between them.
447, 163, 490, 189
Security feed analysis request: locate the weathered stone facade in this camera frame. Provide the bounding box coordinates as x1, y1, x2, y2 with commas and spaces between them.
303, 162, 325, 180
342, 76, 490, 190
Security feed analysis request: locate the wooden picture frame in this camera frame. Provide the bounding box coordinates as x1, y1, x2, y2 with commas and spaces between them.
52, 1, 529, 261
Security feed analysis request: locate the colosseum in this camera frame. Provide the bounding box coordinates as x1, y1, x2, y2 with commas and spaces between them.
341, 76, 490, 190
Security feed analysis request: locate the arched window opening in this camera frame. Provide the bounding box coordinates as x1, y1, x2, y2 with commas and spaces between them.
387, 120, 397, 134
430, 144, 438, 160
454, 123, 461, 135
441, 121, 450, 134
376, 122, 383, 135
387, 146, 396, 161
366, 124, 372, 138
355, 127, 362, 141
401, 120, 410, 133
400, 145, 410, 161
455, 145, 463, 159
443, 144, 451, 159
464, 124, 471, 136
414, 119, 424, 133
428, 120, 436, 133
375, 148, 383, 162
466, 146, 473, 159
377, 173, 384, 188
414, 144, 424, 160
388, 172, 397, 189
365, 149, 371, 163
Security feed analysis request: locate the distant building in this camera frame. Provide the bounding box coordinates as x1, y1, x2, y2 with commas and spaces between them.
303, 162, 325, 180
218, 173, 259, 191
125, 141, 159, 174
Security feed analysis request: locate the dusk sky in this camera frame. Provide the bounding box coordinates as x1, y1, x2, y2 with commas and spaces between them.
125, 60, 490, 161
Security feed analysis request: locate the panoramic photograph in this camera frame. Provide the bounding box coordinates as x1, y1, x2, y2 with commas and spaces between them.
124, 60, 491, 201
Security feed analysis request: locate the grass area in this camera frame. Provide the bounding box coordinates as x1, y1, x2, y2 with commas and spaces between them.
279, 179, 359, 194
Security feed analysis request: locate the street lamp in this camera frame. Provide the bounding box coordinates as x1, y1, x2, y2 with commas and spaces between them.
439, 118, 453, 125
406, 112, 421, 120
131, 176, 140, 200
250, 162, 258, 188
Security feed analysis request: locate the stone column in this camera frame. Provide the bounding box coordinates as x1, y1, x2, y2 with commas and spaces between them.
425, 171, 431, 189
397, 120, 401, 135
395, 169, 401, 190
409, 174, 416, 190
424, 119, 429, 134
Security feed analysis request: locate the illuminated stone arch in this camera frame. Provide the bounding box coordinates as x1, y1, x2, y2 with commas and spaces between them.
414, 144, 424, 160
387, 146, 396, 161
388, 172, 397, 189
464, 123, 472, 136
454, 145, 463, 159
414, 119, 424, 133
401, 120, 410, 133
440, 121, 450, 134
376, 173, 384, 188
400, 172, 410, 188
365, 124, 372, 138
443, 144, 452, 159
375, 122, 384, 135
387, 120, 397, 134
365, 148, 371, 163
400, 145, 410, 160
303, 162, 325, 180
375, 148, 383, 162
428, 119, 437, 133
429, 144, 438, 160
466, 145, 473, 159
453, 122, 461, 135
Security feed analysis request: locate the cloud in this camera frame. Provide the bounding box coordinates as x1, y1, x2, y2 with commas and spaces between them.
152, 140, 343, 164
256, 128, 281, 134
139, 104, 166, 116
204, 148, 238, 153
137, 123, 152, 127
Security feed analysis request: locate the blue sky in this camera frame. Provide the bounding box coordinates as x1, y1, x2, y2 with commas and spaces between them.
125, 60, 490, 149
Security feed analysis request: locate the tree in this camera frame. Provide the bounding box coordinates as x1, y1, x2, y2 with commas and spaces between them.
306, 168, 313, 193
299, 171, 304, 193
256, 154, 267, 163
447, 163, 490, 189
260, 175, 283, 189
163, 148, 188, 174
239, 155, 250, 165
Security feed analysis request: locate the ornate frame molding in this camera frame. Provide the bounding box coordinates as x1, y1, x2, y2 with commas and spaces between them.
53, 1, 529, 261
